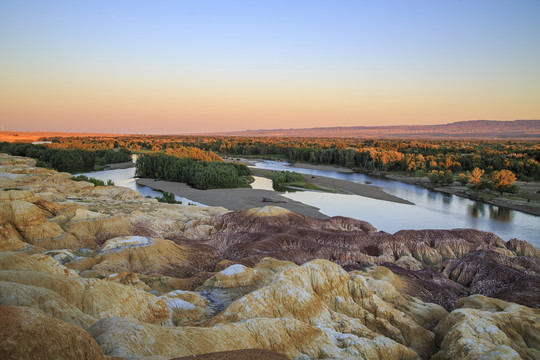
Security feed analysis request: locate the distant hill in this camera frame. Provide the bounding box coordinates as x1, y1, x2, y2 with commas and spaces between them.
214, 120, 540, 139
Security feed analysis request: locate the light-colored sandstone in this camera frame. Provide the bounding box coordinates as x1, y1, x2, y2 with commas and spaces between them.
0, 252, 78, 277
0, 305, 105, 360
0, 269, 171, 325
433, 294, 540, 360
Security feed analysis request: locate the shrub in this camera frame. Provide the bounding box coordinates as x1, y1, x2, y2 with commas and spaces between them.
71, 175, 106, 186
155, 192, 182, 204
271, 171, 304, 186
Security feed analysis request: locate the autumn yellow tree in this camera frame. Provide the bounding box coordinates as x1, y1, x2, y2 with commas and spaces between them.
467, 167, 485, 193
491, 170, 517, 196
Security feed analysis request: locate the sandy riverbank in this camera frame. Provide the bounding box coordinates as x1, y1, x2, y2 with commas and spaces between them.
104, 161, 136, 170
286, 162, 354, 173
136, 178, 329, 218
223, 157, 354, 173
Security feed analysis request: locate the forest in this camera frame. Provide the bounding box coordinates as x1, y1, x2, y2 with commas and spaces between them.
0, 142, 132, 173
134, 153, 252, 190
42, 135, 540, 182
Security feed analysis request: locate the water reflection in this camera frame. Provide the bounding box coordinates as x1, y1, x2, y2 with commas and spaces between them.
489, 206, 513, 222
442, 194, 452, 205
469, 203, 486, 218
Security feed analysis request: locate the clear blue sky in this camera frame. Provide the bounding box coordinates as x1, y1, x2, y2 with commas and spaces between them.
1, 0, 539, 133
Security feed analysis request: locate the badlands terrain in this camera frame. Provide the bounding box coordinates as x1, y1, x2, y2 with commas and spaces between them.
1, 153, 539, 359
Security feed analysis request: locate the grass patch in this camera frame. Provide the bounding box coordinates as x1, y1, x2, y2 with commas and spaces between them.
275, 181, 328, 192
270, 170, 337, 193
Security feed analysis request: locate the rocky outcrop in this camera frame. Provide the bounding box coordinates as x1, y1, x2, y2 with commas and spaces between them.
104, 271, 151, 291
205, 210, 515, 270
83, 258, 445, 359
0, 305, 106, 360
441, 250, 540, 308
172, 349, 289, 360
68, 236, 218, 279
0, 197, 71, 249
0, 154, 227, 248
0, 221, 28, 251
90, 316, 383, 360
432, 295, 540, 360
159, 290, 210, 326
54, 208, 135, 247
350, 264, 467, 312
0, 281, 97, 328
0, 189, 134, 250
507, 238, 540, 258
0, 252, 79, 277
0, 254, 172, 326
191, 209, 540, 310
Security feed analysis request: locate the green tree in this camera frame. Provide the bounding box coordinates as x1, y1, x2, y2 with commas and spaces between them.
428, 170, 442, 186
457, 173, 468, 186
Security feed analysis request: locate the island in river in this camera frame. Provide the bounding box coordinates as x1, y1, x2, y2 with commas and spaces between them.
137, 161, 414, 219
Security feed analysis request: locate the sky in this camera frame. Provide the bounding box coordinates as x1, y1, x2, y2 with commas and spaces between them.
1, 0, 539, 134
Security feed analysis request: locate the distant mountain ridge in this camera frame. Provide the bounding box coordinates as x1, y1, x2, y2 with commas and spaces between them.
214, 120, 540, 139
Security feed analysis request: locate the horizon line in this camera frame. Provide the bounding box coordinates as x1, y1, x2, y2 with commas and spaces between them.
1, 119, 539, 137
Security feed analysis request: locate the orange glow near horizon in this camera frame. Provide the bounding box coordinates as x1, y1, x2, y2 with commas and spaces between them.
2, 69, 539, 134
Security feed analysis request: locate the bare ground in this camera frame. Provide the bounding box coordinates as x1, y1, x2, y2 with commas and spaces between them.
103, 161, 136, 170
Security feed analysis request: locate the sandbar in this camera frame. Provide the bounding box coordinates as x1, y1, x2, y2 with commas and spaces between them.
136, 178, 329, 218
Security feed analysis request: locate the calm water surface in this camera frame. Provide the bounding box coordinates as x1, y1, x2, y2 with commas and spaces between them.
252, 161, 539, 247
80, 166, 205, 207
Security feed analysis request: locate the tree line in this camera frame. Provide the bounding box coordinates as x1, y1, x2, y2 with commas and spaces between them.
0, 142, 132, 173
40, 136, 540, 181
42, 136, 222, 162
134, 153, 252, 190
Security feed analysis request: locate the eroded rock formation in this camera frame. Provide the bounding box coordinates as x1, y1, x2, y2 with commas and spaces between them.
1, 153, 539, 359
0, 305, 106, 360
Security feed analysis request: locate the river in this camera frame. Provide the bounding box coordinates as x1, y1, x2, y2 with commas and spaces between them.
251, 161, 539, 247
83, 159, 539, 247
